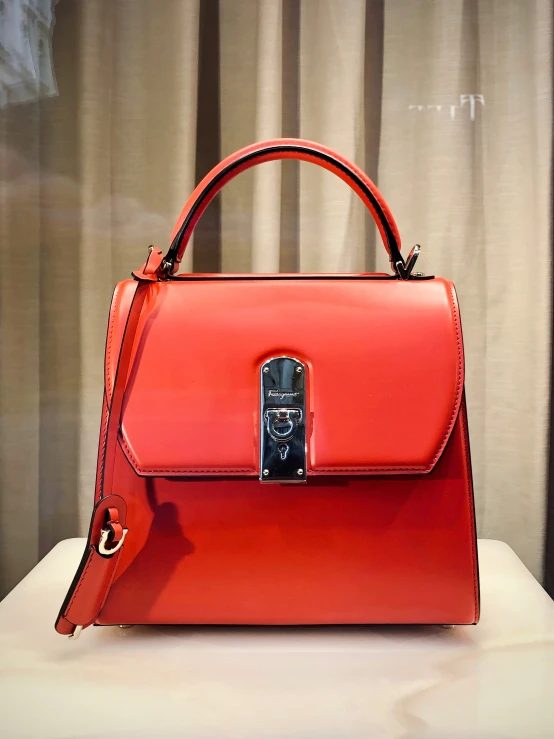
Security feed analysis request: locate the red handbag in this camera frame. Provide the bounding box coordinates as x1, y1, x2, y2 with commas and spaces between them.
56, 139, 479, 639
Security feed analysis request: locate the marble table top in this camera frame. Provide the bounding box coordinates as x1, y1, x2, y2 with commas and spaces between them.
0, 539, 553, 738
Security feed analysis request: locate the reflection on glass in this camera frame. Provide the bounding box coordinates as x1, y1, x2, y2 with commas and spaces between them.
0, 0, 58, 107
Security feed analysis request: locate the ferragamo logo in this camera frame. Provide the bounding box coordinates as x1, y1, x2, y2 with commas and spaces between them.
268, 390, 299, 400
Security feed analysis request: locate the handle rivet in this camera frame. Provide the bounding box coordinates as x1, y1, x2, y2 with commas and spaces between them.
295, 366, 302, 373
263, 367, 270, 374
263, 469, 270, 476
297, 469, 304, 475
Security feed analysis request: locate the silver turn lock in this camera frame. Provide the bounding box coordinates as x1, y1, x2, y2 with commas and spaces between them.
260, 357, 307, 483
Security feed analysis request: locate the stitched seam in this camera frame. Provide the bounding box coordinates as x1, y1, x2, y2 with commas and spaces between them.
65, 550, 94, 615
373, 192, 398, 252
460, 405, 479, 622
313, 466, 428, 472
105, 283, 122, 403
96, 397, 109, 500
119, 434, 255, 474
427, 281, 464, 468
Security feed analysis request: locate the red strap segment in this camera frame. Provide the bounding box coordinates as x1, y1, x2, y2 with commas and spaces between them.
165, 138, 402, 274
108, 522, 123, 543
55, 495, 128, 635
101, 281, 150, 496
55, 284, 149, 637
106, 507, 119, 523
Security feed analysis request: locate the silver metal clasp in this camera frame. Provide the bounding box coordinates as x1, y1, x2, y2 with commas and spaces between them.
68, 625, 83, 640
98, 527, 128, 557
260, 357, 307, 482
264, 408, 302, 441
395, 244, 421, 280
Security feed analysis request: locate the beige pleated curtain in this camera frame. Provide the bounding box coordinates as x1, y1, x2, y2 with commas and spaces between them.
0, 0, 551, 597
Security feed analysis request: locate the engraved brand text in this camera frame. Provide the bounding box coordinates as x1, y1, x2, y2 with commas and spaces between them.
268, 390, 300, 400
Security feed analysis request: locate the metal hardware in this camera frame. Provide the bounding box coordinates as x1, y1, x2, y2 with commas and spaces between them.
440, 624, 455, 630
160, 258, 174, 278
395, 244, 421, 280
119, 624, 134, 629
260, 356, 307, 482
98, 527, 128, 557
278, 443, 289, 460
68, 625, 83, 641
265, 408, 302, 442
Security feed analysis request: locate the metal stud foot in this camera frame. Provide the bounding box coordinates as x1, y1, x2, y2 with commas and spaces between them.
440, 624, 455, 629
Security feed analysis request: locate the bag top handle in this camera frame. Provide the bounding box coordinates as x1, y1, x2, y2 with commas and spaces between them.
159, 138, 405, 278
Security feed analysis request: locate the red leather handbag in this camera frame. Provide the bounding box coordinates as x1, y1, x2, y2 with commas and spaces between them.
56, 139, 479, 639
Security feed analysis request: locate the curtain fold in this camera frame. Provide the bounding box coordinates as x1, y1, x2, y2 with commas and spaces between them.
0, 0, 551, 596
299, 0, 369, 273
379, 0, 552, 574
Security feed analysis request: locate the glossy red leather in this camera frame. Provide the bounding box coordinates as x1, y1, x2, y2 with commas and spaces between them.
55, 495, 127, 633
56, 138, 480, 635
113, 277, 463, 476
168, 139, 402, 273
97, 399, 477, 626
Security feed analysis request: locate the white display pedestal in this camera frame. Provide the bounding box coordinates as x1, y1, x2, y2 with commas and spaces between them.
0, 539, 553, 738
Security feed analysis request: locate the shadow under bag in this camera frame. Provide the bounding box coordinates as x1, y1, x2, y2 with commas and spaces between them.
56, 139, 479, 639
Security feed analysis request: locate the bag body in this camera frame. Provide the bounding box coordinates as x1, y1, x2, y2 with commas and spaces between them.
56, 139, 479, 638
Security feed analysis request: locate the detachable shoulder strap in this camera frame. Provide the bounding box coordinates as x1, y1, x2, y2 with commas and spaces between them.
55, 249, 163, 638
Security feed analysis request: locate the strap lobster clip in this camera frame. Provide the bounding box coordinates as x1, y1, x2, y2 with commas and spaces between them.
98, 506, 128, 557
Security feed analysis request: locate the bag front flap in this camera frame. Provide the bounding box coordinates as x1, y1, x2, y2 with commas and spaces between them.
108, 277, 463, 476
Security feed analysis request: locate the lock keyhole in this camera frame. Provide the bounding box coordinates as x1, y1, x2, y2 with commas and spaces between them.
278, 443, 289, 460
